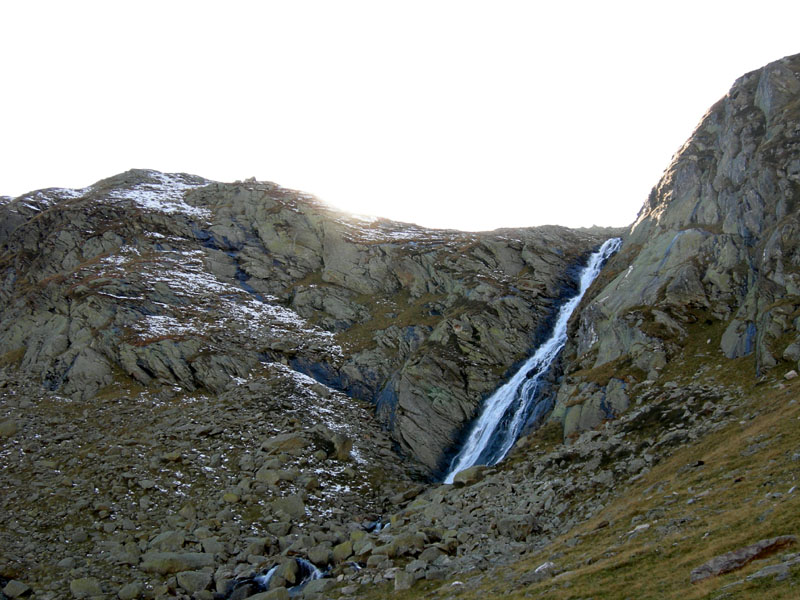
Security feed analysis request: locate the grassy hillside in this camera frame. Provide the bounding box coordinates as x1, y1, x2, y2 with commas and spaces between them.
356, 371, 799, 599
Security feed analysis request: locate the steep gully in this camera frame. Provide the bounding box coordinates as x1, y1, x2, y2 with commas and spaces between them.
444, 237, 622, 483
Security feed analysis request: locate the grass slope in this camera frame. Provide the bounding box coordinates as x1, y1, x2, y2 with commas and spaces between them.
356, 375, 800, 599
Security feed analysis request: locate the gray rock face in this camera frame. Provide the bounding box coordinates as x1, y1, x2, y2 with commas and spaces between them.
552, 52, 800, 438
0, 168, 608, 471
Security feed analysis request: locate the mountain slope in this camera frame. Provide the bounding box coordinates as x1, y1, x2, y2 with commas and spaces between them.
3, 52, 800, 600
551, 52, 800, 439
342, 52, 800, 600
0, 170, 609, 474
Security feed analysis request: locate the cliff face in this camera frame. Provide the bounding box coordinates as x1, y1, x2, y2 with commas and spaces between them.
0, 171, 608, 472
551, 53, 800, 438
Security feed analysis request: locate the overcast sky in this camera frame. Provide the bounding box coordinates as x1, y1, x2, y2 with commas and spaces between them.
2, 1, 799, 230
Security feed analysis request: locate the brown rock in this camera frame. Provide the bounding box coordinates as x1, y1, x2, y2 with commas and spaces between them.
690, 535, 797, 583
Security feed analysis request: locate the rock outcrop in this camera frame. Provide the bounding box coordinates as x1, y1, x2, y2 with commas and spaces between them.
551, 52, 800, 438
0, 170, 610, 472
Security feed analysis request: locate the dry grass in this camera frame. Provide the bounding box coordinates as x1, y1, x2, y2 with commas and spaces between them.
472, 382, 798, 599
353, 377, 800, 599
0, 347, 26, 368
337, 290, 445, 354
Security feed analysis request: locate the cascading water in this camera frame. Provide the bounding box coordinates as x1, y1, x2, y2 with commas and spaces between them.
444, 237, 622, 484
226, 557, 324, 598
290, 558, 323, 595
253, 565, 279, 590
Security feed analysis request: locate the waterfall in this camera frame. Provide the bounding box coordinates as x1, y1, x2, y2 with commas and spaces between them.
444, 237, 622, 484
254, 565, 278, 589
228, 557, 324, 598
294, 558, 324, 590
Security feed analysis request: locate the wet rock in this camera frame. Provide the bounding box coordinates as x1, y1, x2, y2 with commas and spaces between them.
227, 582, 260, 600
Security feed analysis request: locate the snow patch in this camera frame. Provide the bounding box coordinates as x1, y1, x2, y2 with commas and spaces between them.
109, 172, 211, 220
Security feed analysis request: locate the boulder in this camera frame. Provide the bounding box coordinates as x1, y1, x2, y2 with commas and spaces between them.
70, 578, 103, 598
2, 580, 30, 598
496, 514, 539, 541
176, 570, 212, 594
245, 588, 289, 600
0, 419, 19, 438
394, 570, 415, 591
451, 465, 487, 487
332, 540, 353, 563
140, 552, 215, 574
690, 535, 797, 583
117, 582, 143, 600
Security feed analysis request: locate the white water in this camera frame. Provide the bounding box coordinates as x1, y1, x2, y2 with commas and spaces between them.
250, 558, 322, 597
444, 238, 622, 483
254, 565, 278, 589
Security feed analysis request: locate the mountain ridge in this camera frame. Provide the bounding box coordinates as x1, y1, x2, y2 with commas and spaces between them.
2, 52, 800, 600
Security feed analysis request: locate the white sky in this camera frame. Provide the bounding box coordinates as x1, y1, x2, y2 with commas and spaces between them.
1, 1, 799, 231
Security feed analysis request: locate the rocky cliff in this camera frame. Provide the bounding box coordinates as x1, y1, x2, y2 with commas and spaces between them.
0, 170, 609, 474
551, 52, 800, 438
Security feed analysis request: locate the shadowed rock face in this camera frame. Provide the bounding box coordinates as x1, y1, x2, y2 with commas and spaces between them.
551, 52, 800, 438
0, 170, 610, 471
